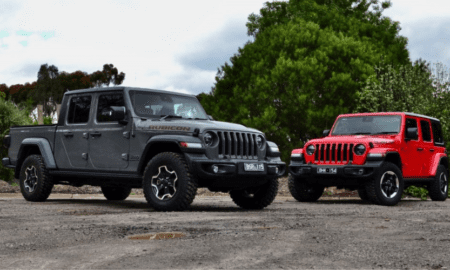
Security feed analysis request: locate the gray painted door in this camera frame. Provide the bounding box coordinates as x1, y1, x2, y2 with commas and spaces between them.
54, 95, 92, 169
89, 92, 130, 170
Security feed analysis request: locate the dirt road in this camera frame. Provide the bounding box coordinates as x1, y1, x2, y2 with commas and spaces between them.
1, 193, 449, 269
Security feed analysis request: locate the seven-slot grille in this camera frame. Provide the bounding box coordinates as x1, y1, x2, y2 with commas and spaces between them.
217, 131, 259, 159
314, 143, 354, 164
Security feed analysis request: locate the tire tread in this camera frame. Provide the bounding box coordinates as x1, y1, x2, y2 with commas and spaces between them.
143, 152, 197, 211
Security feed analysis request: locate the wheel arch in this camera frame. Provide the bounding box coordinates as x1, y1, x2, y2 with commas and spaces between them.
137, 141, 183, 176
15, 138, 57, 178
383, 152, 402, 171
439, 156, 449, 174
137, 135, 203, 175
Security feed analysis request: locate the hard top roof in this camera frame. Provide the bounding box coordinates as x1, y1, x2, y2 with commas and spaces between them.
63, 86, 195, 98
338, 112, 440, 122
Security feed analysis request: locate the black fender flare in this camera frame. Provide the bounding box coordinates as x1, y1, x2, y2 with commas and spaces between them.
137, 135, 203, 174
17, 138, 57, 170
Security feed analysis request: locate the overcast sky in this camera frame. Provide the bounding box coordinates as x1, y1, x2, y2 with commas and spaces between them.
1, 0, 449, 95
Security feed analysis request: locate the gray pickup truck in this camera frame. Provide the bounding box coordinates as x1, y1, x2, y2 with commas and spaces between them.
2, 87, 285, 211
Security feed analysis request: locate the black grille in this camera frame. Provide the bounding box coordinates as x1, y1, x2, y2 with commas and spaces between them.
314, 143, 354, 164
217, 131, 258, 159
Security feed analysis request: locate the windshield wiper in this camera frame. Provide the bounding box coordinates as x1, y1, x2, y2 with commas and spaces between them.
371, 131, 397, 135
186, 117, 208, 120
156, 115, 183, 121
348, 132, 372, 135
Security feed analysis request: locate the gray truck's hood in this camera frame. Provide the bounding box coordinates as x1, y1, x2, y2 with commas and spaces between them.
134, 119, 262, 134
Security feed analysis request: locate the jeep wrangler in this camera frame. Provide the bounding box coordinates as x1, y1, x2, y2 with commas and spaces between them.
288, 112, 448, 206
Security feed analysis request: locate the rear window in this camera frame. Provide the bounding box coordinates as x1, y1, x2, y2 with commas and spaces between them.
67, 95, 92, 124
420, 120, 431, 142
431, 121, 445, 146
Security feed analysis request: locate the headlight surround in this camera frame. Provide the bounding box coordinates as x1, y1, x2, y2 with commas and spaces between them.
306, 145, 315, 155
203, 132, 214, 147
256, 135, 265, 149
354, 144, 366, 155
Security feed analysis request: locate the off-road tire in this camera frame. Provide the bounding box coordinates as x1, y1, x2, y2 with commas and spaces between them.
357, 187, 370, 201
427, 165, 448, 201
288, 174, 324, 202
143, 152, 197, 211
101, 186, 132, 201
229, 177, 278, 210
365, 162, 404, 206
19, 155, 54, 202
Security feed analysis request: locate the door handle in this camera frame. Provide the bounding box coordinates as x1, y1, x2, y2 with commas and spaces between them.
417, 147, 423, 151
91, 132, 102, 138
64, 132, 74, 137
430, 149, 435, 152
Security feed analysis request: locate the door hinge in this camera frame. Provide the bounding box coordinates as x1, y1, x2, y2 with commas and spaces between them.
122, 153, 129, 161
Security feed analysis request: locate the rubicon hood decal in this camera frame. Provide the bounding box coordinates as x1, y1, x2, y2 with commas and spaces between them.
147, 125, 190, 131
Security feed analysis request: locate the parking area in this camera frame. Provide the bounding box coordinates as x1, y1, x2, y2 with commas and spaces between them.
1, 193, 449, 269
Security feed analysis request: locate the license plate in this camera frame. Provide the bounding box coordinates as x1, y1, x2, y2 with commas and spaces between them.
244, 163, 264, 172
317, 167, 337, 174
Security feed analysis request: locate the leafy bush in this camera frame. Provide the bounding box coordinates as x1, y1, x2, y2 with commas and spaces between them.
403, 186, 429, 201
0, 94, 33, 182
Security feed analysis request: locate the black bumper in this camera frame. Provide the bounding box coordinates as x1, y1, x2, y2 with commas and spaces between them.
2, 157, 15, 169
289, 161, 383, 186
185, 153, 285, 186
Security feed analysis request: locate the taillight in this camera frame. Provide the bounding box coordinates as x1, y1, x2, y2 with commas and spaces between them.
3, 135, 10, 149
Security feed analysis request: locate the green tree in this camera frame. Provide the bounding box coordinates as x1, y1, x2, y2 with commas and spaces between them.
35, 64, 63, 117
90, 64, 126, 88
200, 0, 410, 162
0, 92, 33, 182
355, 58, 435, 113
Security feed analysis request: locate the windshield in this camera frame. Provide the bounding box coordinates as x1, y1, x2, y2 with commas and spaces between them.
129, 90, 208, 119
331, 115, 402, 135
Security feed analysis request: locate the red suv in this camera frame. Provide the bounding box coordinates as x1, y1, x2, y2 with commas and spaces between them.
289, 112, 448, 206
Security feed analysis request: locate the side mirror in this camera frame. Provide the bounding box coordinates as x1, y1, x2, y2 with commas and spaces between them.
208, 115, 214, 121
105, 106, 127, 124
323, 129, 330, 137
405, 127, 418, 141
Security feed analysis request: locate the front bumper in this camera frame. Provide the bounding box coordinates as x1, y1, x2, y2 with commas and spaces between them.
289, 161, 383, 185
2, 157, 15, 169
185, 153, 285, 183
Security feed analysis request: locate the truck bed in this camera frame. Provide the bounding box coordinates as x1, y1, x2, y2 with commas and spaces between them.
8, 125, 58, 162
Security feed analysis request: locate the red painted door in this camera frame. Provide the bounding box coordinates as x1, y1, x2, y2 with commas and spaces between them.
419, 119, 434, 177
401, 117, 423, 178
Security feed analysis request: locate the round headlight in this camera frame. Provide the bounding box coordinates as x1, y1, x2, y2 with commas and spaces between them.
354, 144, 366, 155
203, 132, 214, 146
256, 135, 264, 149
306, 145, 315, 155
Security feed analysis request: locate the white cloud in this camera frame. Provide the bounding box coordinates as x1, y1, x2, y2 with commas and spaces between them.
0, 0, 267, 94
383, 0, 450, 68
2, 0, 450, 96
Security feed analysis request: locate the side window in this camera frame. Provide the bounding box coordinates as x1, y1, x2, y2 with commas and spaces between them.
431, 121, 445, 146
405, 118, 418, 140
97, 93, 125, 122
67, 95, 92, 124
420, 120, 431, 142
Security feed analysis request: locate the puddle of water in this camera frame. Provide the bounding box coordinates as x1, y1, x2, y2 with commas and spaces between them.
128, 232, 185, 240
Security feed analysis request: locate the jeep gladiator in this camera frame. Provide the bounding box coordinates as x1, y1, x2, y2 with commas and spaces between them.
2, 87, 285, 211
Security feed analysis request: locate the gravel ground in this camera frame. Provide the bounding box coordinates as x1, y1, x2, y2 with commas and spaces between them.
0, 177, 358, 198
0, 191, 449, 269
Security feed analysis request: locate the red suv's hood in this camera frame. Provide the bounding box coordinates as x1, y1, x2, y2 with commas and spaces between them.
308, 135, 397, 145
